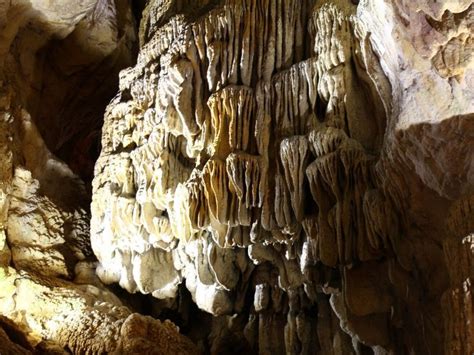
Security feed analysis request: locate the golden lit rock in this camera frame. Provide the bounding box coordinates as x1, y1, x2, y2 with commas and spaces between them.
0, 0, 472, 353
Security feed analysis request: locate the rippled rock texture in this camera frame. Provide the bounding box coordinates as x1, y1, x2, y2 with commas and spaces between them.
0, 0, 197, 353
0, 0, 472, 353
91, 0, 474, 353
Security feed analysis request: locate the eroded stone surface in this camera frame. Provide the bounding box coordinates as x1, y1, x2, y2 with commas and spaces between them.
0, 80, 197, 354
91, 0, 474, 353
0, 0, 471, 353
0, 1, 197, 353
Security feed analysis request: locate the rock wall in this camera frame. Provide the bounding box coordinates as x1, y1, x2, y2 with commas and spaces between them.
91, 0, 474, 354
0, 0, 198, 353
0, 0, 471, 353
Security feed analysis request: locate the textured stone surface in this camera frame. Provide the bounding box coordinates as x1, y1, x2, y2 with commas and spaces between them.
0, 81, 197, 354
0, 265, 197, 354
0, 316, 35, 355
0, 0, 137, 183
91, 0, 474, 353
0, 0, 472, 354
0, 0, 197, 353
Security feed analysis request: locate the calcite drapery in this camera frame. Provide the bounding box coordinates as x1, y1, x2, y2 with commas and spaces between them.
91, 0, 474, 353
0, 0, 470, 353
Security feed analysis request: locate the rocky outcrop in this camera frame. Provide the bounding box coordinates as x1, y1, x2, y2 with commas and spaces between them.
91, 0, 474, 353
0, 0, 137, 184
0, 77, 197, 354
0, 265, 197, 354
0, 0, 471, 353
0, 0, 197, 353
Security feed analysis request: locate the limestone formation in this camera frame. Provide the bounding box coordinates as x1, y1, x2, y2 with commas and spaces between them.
0, 0, 198, 353
0, 77, 197, 355
90, 0, 474, 353
0, 0, 472, 354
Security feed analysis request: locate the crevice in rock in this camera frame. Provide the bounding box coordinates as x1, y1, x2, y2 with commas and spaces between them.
26, 2, 140, 190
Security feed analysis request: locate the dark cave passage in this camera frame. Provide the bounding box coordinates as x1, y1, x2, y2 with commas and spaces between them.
11, 0, 148, 191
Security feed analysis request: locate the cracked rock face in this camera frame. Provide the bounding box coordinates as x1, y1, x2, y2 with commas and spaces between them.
91, 0, 474, 353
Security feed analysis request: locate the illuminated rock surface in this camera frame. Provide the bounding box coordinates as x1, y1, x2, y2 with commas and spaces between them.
92, 0, 474, 353
0, 0, 197, 353
0, 0, 473, 354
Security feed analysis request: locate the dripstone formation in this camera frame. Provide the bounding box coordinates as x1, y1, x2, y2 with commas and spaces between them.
91, 0, 474, 354
0, 0, 197, 353
0, 0, 472, 354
